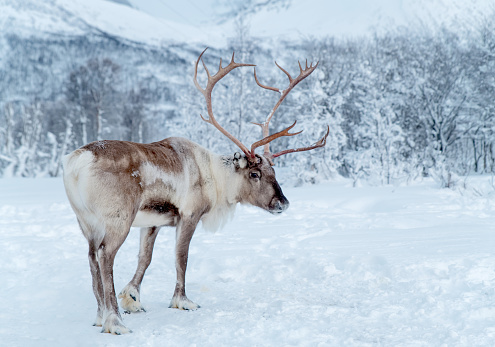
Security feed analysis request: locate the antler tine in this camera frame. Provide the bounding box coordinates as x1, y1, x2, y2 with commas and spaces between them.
251, 121, 270, 157
193, 47, 209, 94
275, 61, 293, 82
250, 120, 302, 157
194, 48, 256, 158
201, 58, 211, 79
254, 68, 280, 93
271, 125, 330, 159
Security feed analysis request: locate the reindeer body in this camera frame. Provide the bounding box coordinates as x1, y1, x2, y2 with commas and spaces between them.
63, 137, 288, 334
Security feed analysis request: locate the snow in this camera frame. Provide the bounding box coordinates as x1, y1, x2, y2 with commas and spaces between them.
0, 0, 85, 37
4, 0, 493, 52
55, 0, 218, 45
127, 0, 495, 40
0, 0, 223, 46
1, 177, 494, 345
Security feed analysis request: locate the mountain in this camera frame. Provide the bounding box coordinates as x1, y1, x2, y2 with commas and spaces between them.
124, 0, 494, 41
2, 0, 493, 51
0, 0, 219, 46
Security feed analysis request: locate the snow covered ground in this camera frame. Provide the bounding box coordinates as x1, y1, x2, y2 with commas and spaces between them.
1, 177, 494, 346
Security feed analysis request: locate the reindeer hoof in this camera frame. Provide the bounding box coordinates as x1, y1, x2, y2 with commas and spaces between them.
119, 285, 145, 313
93, 312, 103, 327
101, 313, 131, 334
123, 308, 145, 315
169, 296, 200, 310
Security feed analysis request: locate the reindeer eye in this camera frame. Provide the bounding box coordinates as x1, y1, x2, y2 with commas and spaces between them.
250, 172, 260, 179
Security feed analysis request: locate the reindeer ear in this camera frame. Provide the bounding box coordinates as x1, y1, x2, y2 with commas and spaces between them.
233, 152, 247, 169
238, 158, 247, 169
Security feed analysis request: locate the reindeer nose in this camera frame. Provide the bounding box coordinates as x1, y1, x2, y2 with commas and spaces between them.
275, 200, 289, 213
271, 196, 289, 214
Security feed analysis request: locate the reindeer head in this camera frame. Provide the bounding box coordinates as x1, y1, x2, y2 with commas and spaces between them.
230, 152, 289, 214
194, 48, 329, 214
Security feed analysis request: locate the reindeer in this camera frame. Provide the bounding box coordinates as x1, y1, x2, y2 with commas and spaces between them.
63, 48, 329, 334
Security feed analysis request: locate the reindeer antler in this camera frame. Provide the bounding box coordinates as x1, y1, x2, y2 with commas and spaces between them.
251, 60, 329, 163
194, 49, 329, 165
194, 47, 256, 159
271, 126, 330, 158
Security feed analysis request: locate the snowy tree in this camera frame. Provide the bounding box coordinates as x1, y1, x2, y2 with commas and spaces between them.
122, 87, 150, 143
0, 103, 16, 175
461, 15, 495, 174
2, 9, 495, 184
66, 58, 122, 144
410, 32, 468, 186
3, 101, 45, 177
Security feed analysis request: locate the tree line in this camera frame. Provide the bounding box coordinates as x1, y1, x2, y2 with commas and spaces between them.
1, 18, 495, 187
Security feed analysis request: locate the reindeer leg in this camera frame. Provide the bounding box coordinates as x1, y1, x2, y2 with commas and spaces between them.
98, 226, 132, 334
119, 226, 160, 313
169, 217, 200, 310
78, 217, 105, 327
88, 242, 104, 326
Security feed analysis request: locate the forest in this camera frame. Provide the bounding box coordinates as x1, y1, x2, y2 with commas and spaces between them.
1, 15, 494, 187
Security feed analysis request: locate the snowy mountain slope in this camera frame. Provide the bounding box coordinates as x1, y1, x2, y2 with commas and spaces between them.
0, 0, 86, 37
1, 177, 494, 345
2, 0, 492, 51
235, 0, 494, 38
0, 0, 219, 46
124, 0, 495, 41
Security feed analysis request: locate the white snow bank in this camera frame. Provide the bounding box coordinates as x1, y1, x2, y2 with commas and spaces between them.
0, 177, 494, 345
